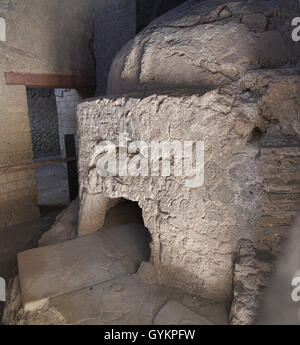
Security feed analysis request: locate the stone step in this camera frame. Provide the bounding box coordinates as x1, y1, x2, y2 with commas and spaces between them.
18, 223, 150, 312
153, 300, 212, 325
22, 274, 221, 325
49, 275, 168, 325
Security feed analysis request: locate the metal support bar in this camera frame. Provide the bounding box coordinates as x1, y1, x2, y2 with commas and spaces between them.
64, 134, 79, 202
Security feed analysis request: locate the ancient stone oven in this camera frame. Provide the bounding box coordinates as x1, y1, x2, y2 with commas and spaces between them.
77, 0, 300, 321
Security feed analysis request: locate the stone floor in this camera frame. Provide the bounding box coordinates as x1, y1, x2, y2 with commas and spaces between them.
35, 158, 69, 206
1, 201, 229, 325
18, 223, 151, 312
0, 211, 60, 281
4, 231, 229, 325
0, 209, 60, 321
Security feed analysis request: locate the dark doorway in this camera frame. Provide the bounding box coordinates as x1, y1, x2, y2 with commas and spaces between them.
102, 199, 152, 266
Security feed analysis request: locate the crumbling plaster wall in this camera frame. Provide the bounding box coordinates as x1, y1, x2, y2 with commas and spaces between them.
0, 0, 94, 228
78, 0, 300, 320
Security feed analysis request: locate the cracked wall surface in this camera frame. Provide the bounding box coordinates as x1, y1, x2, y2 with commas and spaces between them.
78, 74, 300, 307
108, 0, 300, 95
78, 0, 300, 322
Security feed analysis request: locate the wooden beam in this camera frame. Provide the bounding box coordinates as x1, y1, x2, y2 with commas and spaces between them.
4, 72, 96, 89
0, 157, 77, 174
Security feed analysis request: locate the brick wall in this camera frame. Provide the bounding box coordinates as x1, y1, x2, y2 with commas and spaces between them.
0, 73, 39, 229
0, 0, 94, 229
27, 88, 61, 159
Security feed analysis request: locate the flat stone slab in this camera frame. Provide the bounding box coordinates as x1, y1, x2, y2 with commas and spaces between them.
2, 274, 229, 325
16, 274, 219, 325
40, 275, 217, 325
18, 223, 151, 312
49, 275, 169, 325
18, 233, 128, 311
153, 300, 212, 325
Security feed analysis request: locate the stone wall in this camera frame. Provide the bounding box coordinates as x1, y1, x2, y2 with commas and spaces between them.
94, 0, 136, 95
27, 88, 61, 159
0, 0, 94, 229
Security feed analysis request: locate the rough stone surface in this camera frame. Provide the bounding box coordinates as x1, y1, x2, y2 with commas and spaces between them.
229, 239, 274, 325
256, 217, 300, 325
78, 69, 300, 307
78, 90, 247, 302
2, 277, 68, 325
108, 0, 300, 95
78, 193, 120, 236
81, 0, 300, 323
38, 198, 79, 247
2, 273, 228, 325
77, 0, 300, 321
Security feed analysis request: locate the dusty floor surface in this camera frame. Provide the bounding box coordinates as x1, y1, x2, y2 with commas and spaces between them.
0, 201, 144, 323
35, 160, 69, 206
0, 209, 61, 321
1, 161, 70, 320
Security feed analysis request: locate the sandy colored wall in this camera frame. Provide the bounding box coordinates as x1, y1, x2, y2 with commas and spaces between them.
0, 0, 94, 228
0, 73, 39, 228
